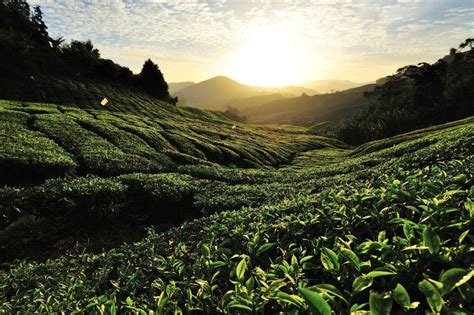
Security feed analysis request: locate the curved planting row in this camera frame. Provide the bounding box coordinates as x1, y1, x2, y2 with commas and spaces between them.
0, 100, 333, 185
1, 133, 472, 313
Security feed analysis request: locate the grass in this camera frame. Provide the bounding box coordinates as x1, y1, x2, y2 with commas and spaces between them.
0, 94, 473, 314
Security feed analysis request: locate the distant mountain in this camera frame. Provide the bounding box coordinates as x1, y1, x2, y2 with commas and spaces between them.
175, 76, 317, 110
274, 86, 317, 96
242, 83, 377, 125
169, 81, 195, 94
301, 79, 366, 93
226, 93, 287, 110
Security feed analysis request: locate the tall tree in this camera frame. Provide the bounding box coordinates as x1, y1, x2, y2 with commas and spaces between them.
137, 59, 172, 102
31, 6, 49, 46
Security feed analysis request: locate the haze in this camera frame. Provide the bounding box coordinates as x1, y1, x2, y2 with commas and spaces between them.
30, 0, 473, 87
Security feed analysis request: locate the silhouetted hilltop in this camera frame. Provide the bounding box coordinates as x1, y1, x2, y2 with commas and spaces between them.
242, 83, 376, 125
175, 76, 317, 110
169, 81, 195, 94
317, 43, 474, 144
301, 79, 365, 93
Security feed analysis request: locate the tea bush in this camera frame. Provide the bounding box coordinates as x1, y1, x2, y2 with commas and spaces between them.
0, 120, 76, 185
1, 148, 472, 313
0, 97, 472, 313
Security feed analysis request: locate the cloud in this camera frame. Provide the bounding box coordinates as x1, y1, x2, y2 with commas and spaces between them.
31, 0, 474, 83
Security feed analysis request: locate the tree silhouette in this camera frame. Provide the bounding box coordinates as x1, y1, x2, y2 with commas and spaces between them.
137, 59, 171, 102
459, 38, 473, 51
50, 36, 64, 50
31, 6, 49, 46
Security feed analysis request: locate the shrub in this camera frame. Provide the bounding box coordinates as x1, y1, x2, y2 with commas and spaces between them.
0, 120, 76, 185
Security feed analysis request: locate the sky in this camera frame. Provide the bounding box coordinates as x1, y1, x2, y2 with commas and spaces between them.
30, 0, 474, 87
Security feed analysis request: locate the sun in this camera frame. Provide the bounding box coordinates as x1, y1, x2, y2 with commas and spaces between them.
229, 24, 307, 87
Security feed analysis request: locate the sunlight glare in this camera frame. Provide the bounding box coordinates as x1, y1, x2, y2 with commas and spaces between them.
230, 24, 308, 87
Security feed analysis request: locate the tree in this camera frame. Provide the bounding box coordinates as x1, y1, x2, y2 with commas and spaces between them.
31, 6, 49, 46
449, 48, 457, 55
0, 0, 30, 21
136, 59, 171, 102
62, 40, 100, 69
50, 36, 64, 50
459, 38, 473, 51
224, 106, 247, 123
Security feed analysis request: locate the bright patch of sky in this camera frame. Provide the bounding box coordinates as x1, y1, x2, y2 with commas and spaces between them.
30, 0, 474, 86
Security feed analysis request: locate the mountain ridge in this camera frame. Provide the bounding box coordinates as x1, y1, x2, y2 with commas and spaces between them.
174, 76, 317, 110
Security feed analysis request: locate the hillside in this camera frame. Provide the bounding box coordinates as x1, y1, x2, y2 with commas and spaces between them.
1, 89, 472, 312
225, 93, 286, 110
243, 83, 376, 125
319, 47, 474, 144
301, 79, 366, 93
169, 81, 195, 94
175, 76, 316, 110
0, 1, 175, 104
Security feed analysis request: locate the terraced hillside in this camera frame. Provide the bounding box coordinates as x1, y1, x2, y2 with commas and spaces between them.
1, 87, 473, 313
0, 75, 180, 113
0, 97, 343, 258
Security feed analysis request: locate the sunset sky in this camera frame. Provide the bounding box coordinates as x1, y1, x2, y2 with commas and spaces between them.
31, 0, 473, 87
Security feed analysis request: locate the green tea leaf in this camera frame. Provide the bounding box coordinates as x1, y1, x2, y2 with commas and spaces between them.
459, 230, 469, 244
320, 248, 340, 271
300, 255, 314, 264
366, 270, 397, 278
340, 248, 360, 271
235, 258, 247, 281
439, 268, 467, 295
350, 303, 368, 312
464, 199, 474, 218
353, 275, 373, 294
255, 243, 274, 256
422, 227, 440, 254
455, 270, 474, 288
201, 244, 211, 257
298, 287, 331, 315
228, 300, 252, 312
369, 292, 393, 315
392, 283, 410, 308
276, 291, 304, 307
418, 279, 443, 313
314, 283, 350, 306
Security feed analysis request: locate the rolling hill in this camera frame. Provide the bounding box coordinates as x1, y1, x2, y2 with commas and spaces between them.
1, 86, 472, 312
169, 81, 195, 94
301, 79, 366, 93
174, 76, 316, 110
225, 93, 286, 110
243, 83, 376, 125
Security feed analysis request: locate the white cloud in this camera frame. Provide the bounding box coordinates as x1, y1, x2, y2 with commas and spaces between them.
31, 0, 474, 83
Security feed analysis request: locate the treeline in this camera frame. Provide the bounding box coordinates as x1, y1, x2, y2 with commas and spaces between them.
0, 0, 177, 104
319, 39, 474, 145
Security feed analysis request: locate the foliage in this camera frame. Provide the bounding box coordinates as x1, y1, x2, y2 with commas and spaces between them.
0, 0, 174, 104
137, 59, 175, 105
1, 140, 473, 313
320, 42, 474, 145
0, 93, 473, 313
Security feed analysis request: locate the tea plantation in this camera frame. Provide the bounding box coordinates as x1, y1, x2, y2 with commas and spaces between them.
0, 95, 473, 313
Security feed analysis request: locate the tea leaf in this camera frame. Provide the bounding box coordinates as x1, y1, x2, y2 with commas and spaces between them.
298, 287, 331, 315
